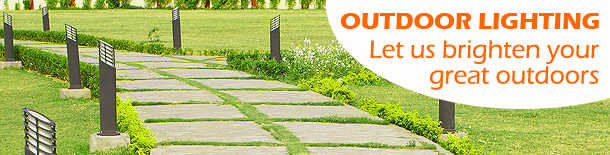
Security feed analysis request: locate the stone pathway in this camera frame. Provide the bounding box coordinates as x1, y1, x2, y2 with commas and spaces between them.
12, 40, 452, 155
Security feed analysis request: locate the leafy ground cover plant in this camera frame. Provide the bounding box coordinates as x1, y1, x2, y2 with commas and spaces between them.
298, 75, 354, 102
117, 97, 157, 155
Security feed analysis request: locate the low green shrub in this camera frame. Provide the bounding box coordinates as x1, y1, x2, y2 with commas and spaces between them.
117, 97, 157, 155
227, 53, 288, 78
269, 0, 277, 9
358, 98, 489, 155
300, 0, 311, 9
341, 69, 383, 86
94, 0, 105, 9
211, 0, 226, 9
0, 44, 100, 97
359, 98, 442, 141
315, 0, 325, 9
82, 0, 92, 9
23, 0, 31, 10
255, 0, 264, 9
59, 0, 71, 8
106, 0, 120, 8
15, 2, 21, 10
239, 0, 248, 9
0, 29, 192, 55
120, 0, 131, 7
286, 0, 295, 9
299, 75, 354, 102
440, 133, 490, 155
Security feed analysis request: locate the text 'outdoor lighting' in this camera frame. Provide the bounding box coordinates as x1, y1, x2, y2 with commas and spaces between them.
23, 107, 57, 155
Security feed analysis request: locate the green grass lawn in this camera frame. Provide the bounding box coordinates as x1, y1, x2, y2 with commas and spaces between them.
0, 68, 126, 154
349, 83, 610, 155
5, 9, 335, 51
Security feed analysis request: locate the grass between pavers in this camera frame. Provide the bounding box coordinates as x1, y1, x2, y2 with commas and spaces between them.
163, 56, 228, 68
131, 101, 224, 106
249, 101, 345, 106
350, 83, 610, 154
302, 142, 438, 150
116, 88, 200, 92
157, 141, 285, 147
5, 10, 335, 51
144, 118, 255, 123
0, 68, 127, 154
127, 64, 310, 154
268, 116, 389, 125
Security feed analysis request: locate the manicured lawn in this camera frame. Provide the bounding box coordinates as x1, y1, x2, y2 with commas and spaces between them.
5, 9, 335, 51
0, 68, 126, 154
349, 83, 610, 155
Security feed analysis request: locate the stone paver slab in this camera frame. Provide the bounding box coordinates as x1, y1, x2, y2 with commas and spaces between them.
116, 52, 161, 57
135, 104, 244, 120
116, 57, 188, 62
117, 80, 197, 90
255, 105, 379, 119
193, 79, 299, 89
144, 122, 281, 143
116, 70, 167, 79
119, 90, 223, 103
22, 44, 66, 48
221, 91, 334, 103
45, 48, 98, 53
1, 41, 45, 44
276, 122, 422, 146
80, 58, 99, 63
160, 69, 253, 78
115, 63, 139, 70
151, 146, 287, 155
78, 52, 100, 57
209, 60, 228, 65
307, 147, 437, 155
137, 62, 206, 69
174, 56, 218, 60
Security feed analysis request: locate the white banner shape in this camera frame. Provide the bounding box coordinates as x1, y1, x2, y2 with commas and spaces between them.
327, 0, 609, 109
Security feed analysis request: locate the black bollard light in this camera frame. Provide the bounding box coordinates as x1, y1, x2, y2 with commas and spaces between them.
270, 15, 281, 62
439, 99, 457, 133
172, 7, 181, 53
65, 24, 83, 89
98, 40, 119, 136
23, 107, 57, 155
42, 6, 49, 31
4, 12, 14, 61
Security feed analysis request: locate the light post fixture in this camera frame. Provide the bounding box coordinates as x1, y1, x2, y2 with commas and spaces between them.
172, 7, 181, 53
439, 99, 456, 133
89, 40, 129, 152
270, 15, 281, 62
59, 24, 91, 99
42, 6, 49, 31
23, 107, 57, 155
1, 12, 22, 69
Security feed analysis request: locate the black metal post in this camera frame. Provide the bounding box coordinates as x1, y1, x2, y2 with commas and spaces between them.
98, 40, 119, 136
439, 99, 457, 133
4, 13, 14, 61
65, 24, 83, 89
42, 6, 49, 31
172, 7, 181, 53
270, 15, 281, 62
